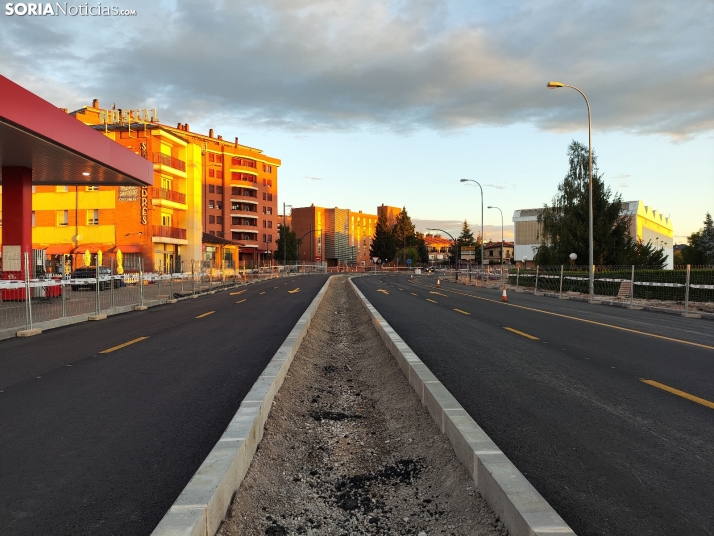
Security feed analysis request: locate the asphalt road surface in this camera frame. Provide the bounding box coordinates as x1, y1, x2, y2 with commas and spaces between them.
0, 275, 329, 535
354, 274, 714, 536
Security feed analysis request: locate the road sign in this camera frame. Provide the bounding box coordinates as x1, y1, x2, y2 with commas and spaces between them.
406, 259, 412, 265
372, 257, 379, 263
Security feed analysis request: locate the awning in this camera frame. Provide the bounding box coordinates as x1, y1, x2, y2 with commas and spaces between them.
44, 245, 74, 255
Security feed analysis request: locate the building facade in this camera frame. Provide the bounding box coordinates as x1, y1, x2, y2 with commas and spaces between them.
291, 205, 377, 267
512, 200, 674, 268
0, 100, 281, 272
424, 233, 452, 263
483, 241, 514, 264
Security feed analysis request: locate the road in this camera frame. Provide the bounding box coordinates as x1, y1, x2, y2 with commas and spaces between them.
0, 275, 329, 536
353, 274, 714, 536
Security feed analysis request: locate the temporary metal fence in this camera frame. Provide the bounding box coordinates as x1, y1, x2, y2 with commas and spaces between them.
0, 256, 326, 334
507, 265, 714, 313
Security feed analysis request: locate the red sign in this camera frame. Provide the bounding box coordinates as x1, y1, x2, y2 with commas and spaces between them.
315, 256, 321, 261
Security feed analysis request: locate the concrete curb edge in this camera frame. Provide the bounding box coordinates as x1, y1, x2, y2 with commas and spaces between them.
150, 276, 333, 536
348, 277, 576, 536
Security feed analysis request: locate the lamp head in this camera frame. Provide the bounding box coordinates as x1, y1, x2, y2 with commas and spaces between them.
460, 179, 468, 182
487, 206, 493, 209
547, 81, 564, 88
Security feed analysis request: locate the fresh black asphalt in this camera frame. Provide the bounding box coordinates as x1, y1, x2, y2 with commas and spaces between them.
354, 274, 714, 536
0, 275, 329, 535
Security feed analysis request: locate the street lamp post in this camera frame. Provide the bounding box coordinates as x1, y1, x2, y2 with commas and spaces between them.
547, 81, 594, 299
427, 228, 458, 281
460, 179, 485, 286
487, 206, 504, 281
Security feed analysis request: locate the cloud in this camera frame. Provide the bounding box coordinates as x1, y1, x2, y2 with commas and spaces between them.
1, 0, 712, 137
485, 183, 507, 190
303, 176, 323, 181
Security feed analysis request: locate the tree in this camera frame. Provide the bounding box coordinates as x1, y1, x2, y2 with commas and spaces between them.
623, 239, 668, 267
699, 212, 714, 264
534, 140, 635, 266
392, 207, 416, 251
680, 231, 706, 265
394, 246, 419, 265
370, 210, 395, 263
415, 232, 429, 263
274, 224, 299, 263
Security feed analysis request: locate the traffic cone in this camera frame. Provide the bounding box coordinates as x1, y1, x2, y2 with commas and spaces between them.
501, 285, 508, 302
436, 277, 441, 288
410, 273, 413, 280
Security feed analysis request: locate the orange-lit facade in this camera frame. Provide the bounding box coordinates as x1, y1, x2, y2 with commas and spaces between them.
291, 205, 377, 267
424, 233, 452, 263
0, 100, 281, 272
377, 204, 401, 228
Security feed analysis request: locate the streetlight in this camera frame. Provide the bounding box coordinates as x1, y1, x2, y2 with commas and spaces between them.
487, 206, 504, 268
460, 179, 484, 286
546, 81, 594, 299
427, 228, 458, 281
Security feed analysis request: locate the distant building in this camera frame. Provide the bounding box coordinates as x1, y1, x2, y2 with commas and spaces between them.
291, 205, 377, 267
483, 241, 514, 264
424, 234, 452, 263
512, 200, 674, 268
377, 204, 401, 228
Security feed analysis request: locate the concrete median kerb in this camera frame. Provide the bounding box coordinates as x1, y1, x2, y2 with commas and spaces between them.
348, 277, 577, 536
150, 276, 333, 536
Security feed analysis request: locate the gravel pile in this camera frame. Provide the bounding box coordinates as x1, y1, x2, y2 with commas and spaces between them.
217, 276, 509, 536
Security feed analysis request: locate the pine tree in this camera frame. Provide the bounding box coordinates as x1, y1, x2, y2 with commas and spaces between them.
370, 211, 395, 263
456, 220, 475, 246
392, 207, 416, 251
535, 140, 634, 266
699, 212, 714, 264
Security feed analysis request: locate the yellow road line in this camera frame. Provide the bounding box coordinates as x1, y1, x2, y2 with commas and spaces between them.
430, 291, 447, 297
288, 288, 300, 294
427, 299, 437, 303
454, 309, 471, 315
236, 299, 247, 304
377, 289, 389, 295
230, 290, 246, 296
398, 288, 403, 291
274, 286, 279, 289
259, 291, 266, 295
504, 327, 540, 340
641, 379, 714, 410
411, 292, 418, 296
196, 311, 215, 318
414, 281, 714, 351
99, 336, 149, 354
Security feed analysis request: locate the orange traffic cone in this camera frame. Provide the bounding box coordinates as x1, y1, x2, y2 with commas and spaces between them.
501, 285, 508, 302
436, 277, 441, 288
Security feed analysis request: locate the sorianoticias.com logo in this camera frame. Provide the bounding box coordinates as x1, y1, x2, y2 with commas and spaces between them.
5, 3, 136, 16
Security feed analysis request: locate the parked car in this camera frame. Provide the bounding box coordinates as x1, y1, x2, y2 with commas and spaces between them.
70, 266, 117, 291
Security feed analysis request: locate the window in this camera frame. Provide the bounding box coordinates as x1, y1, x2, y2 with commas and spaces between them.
268, 235, 272, 243
209, 184, 215, 193
86, 185, 99, 191
162, 176, 173, 190
57, 210, 68, 226
32, 211, 35, 227
266, 207, 272, 215
268, 221, 272, 229
268, 179, 272, 187
161, 213, 172, 226
209, 153, 215, 162
87, 209, 99, 226
210, 230, 215, 236
263, 220, 267, 228
262, 192, 267, 200
208, 200, 215, 209
209, 215, 215, 224
56, 186, 68, 192
262, 206, 266, 214
216, 170, 223, 179
216, 186, 223, 194
216, 201, 222, 210
263, 234, 267, 242
217, 216, 223, 224
267, 193, 273, 201
209, 169, 215, 178
216, 154, 223, 163
489, 250, 493, 257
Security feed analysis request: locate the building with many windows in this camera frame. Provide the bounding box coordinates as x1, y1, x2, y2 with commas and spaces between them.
291, 205, 377, 267
0, 100, 281, 273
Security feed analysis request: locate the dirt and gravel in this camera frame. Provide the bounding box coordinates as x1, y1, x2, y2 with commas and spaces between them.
217, 276, 509, 536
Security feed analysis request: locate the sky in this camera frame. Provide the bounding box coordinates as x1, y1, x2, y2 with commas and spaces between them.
1, 0, 712, 243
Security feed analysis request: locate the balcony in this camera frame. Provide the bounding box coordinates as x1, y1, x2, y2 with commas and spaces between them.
231, 157, 257, 169
231, 172, 257, 183
152, 152, 186, 172
152, 225, 187, 240
152, 187, 186, 204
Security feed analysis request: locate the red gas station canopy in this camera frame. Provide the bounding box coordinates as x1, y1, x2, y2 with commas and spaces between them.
0, 75, 153, 186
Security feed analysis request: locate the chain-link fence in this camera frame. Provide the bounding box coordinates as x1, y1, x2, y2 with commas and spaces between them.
0, 254, 327, 335
506, 265, 714, 314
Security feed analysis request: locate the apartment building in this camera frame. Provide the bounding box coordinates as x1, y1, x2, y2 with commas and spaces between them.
291, 205, 377, 267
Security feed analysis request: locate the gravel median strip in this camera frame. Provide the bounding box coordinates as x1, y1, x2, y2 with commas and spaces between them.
217, 275, 508, 536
